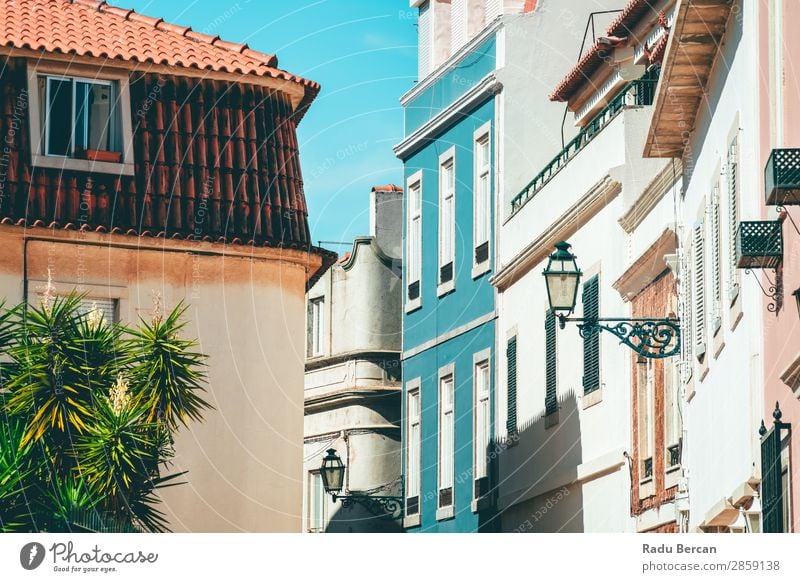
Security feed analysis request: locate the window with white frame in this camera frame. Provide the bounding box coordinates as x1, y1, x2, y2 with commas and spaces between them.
708, 182, 723, 333
406, 384, 421, 517
39, 75, 121, 159
308, 297, 324, 357
438, 370, 455, 510
727, 136, 740, 302
307, 471, 326, 533
473, 358, 490, 499
664, 359, 681, 469
692, 219, 707, 358
637, 358, 655, 482
439, 153, 456, 286
407, 176, 423, 304
474, 130, 491, 267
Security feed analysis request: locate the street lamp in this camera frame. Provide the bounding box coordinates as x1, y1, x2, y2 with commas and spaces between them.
543, 241, 582, 317
542, 241, 681, 359
318, 448, 402, 519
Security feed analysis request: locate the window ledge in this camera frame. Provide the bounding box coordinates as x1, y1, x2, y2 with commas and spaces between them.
471, 260, 491, 279
582, 388, 602, 409
403, 514, 421, 529
471, 495, 492, 513
437, 279, 455, 297
435, 505, 454, 521
405, 297, 422, 314
32, 153, 134, 176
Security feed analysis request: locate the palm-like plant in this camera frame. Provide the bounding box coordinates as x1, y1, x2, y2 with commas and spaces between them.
0, 294, 210, 532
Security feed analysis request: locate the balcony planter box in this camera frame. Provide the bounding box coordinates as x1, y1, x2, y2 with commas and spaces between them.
75, 148, 123, 163
736, 220, 783, 269
765, 148, 800, 206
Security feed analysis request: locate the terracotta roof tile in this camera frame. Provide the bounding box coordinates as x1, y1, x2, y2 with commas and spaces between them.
549, 0, 664, 102
0, 0, 314, 91
371, 184, 403, 192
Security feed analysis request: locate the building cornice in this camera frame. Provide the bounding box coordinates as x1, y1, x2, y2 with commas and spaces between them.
399, 17, 503, 107
394, 74, 502, 160
304, 386, 401, 415
305, 349, 400, 372
339, 236, 400, 272
402, 311, 497, 360
618, 160, 682, 233
491, 176, 621, 291
612, 228, 677, 302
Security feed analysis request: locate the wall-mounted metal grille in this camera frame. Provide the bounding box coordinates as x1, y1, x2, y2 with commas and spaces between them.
736, 220, 783, 269
765, 148, 800, 206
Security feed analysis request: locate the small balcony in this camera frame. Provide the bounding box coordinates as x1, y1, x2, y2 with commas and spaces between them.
510, 75, 658, 215
765, 148, 800, 206
736, 220, 783, 269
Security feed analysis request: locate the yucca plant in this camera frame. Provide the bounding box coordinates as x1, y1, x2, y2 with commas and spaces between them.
0, 293, 210, 532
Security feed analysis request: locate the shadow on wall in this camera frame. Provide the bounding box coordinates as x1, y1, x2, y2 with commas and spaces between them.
481, 391, 585, 533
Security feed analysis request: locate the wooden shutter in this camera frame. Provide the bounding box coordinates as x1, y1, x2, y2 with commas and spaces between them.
582, 276, 600, 394
761, 426, 784, 533
693, 222, 706, 356
450, 0, 467, 52
727, 137, 740, 299
506, 336, 518, 436
545, 310, 557, 416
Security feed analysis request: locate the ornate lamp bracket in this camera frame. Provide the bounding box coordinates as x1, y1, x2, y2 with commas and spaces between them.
332, 493, 403, 520
558, 316, 681, 359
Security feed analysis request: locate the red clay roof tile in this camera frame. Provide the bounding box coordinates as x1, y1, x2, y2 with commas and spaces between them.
0, 0, 316, 92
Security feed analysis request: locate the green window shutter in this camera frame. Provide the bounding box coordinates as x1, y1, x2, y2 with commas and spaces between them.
582, 276, 600, 394
545, 310, 557, 416
761, 426, 784, 533
506, 336, 518, 436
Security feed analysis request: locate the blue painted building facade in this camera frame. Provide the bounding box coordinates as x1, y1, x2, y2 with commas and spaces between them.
395, 21, 501, 533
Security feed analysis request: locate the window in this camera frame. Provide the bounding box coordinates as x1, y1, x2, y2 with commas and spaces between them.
506, 336, 518, 438
664, 359, 681, 469
438, 152, 456, 290
406, 384, 422, 517
41, 76, 121, 159
582, 276, 600, 394
709, 183, 723, 333
407, 175, 423, 307
474, 129, 491, 270
438, 370, 455, 511
637, 358, 655, 482
78, 298, 118, 326
307, 471, 326, 533
761, 420, 792, 533
308, 297, 324, 357
545, 310, 557, 416
727, 136, 740, 302
692, 220, 707, 357
473, 357, 490, 499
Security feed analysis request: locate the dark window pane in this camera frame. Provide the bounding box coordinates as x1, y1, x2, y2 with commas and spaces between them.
46, 78, 72, 156
438, 487, 452, 508
408, 280, 420, 300
475, 241, 489, 264
406, 495, 419, 516
440, 261, 453, 283
76, 81, 116, 153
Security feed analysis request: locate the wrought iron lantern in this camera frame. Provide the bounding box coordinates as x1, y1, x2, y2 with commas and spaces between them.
318, 448, 402, 520
542, 241, 582, 315
542, 241, 681, 359
320, 448, 345, 496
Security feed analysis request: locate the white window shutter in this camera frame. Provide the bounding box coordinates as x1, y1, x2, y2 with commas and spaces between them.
680, 253, 693, 382
418, 1, 432, 79
709, 186, 723, 330
485, 0, 501, 22
693, 221, 706, 357
451, 0, 468, 53
727, 137, 740, 300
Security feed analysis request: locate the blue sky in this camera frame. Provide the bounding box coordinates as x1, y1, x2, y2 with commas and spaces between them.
109, 0, 418, 248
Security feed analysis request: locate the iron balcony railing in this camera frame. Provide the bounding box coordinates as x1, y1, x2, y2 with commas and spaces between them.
765, 148, 800, 206
510, 76, 659, 215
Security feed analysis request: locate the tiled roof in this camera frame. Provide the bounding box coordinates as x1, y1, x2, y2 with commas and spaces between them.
371, 184, 403, 193
549, 0, 663, 102
0, 0, 319, 93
